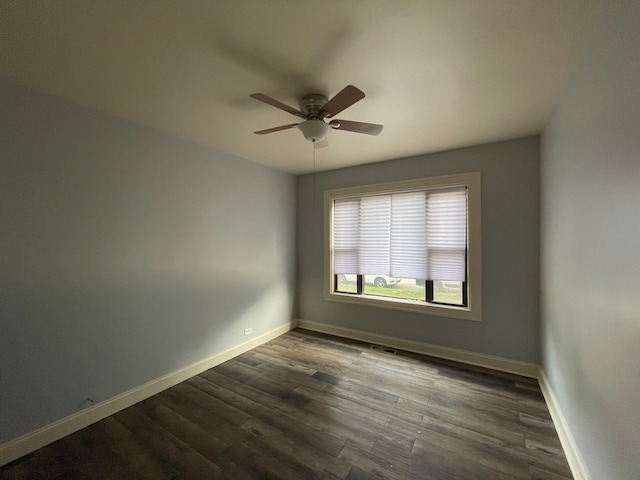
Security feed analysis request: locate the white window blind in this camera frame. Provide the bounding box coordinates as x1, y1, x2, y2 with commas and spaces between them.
390, 192, 428, 279
333, 187, 467, 281
333, 198, 360, 274
359, 195, 391, 275
425, 189, 467, 281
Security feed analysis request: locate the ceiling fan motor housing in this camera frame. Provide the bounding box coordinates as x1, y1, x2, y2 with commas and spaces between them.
299, 94, 328, 118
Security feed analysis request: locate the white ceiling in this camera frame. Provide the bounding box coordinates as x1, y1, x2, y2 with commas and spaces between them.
0, 0, 604, 174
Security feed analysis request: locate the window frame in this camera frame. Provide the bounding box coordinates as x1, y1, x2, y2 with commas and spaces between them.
324, 171, 482, 321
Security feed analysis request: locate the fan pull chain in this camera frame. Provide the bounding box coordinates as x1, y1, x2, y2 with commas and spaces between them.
312, 140, 317, 208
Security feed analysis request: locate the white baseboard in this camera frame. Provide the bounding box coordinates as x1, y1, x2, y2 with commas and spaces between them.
538, 369, 592, 480
296, 319, 539, 378
0, 321, 296, 468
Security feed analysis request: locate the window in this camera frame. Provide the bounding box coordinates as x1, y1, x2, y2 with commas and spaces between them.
324, 172, 482, 321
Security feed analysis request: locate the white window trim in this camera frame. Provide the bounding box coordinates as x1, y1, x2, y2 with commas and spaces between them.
324, 171, 482, 321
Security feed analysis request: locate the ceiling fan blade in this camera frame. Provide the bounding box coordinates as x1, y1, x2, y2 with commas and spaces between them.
250, 93, 305, 118
330, 119, 383, 135
254, 123, 299, 135
320, 85, 365, 118
314, 137, 329, 149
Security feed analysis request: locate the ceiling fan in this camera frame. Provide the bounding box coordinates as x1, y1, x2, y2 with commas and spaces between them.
250, 85, 383, 148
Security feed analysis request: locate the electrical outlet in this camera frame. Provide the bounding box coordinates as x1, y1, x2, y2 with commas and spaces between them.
244, 327, 252, 336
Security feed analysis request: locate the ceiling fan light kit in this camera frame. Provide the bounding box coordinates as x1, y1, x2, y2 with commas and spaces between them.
298, 119, 331, 142
250, 85, 383, 146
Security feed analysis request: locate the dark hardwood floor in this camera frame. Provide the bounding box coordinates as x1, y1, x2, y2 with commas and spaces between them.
0, 329, 572, 479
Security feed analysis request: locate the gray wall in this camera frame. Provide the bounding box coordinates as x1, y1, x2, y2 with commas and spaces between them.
0, 81, 296, 444
297, 136, 540, 363
540, 1, 640, 479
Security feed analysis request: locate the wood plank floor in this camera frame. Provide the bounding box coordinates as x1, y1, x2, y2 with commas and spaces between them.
0, 329, 572, 479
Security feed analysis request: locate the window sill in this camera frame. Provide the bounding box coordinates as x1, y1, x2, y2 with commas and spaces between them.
325, 290, 481, 321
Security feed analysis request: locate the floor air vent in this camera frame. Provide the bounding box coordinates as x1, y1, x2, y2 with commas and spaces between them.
369, 344, 397, 354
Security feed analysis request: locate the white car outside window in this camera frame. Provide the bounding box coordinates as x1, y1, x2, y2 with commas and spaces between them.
338, 274, 402, 288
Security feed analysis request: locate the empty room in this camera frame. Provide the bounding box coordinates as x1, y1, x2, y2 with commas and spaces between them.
1, 1, 638, 479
